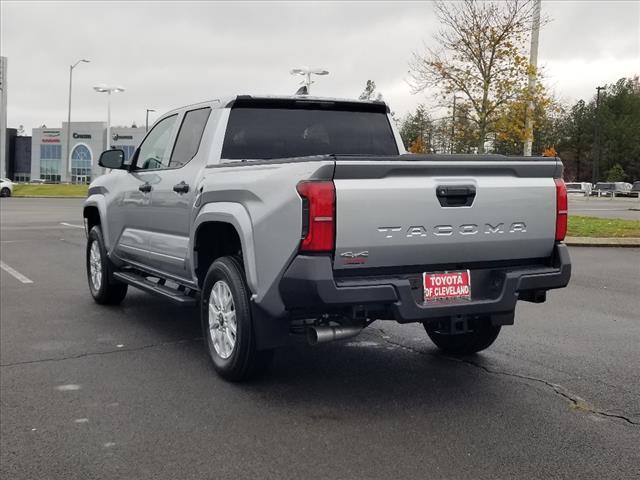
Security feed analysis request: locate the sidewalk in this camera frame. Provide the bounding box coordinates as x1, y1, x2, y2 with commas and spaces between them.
565, 237, 640, 247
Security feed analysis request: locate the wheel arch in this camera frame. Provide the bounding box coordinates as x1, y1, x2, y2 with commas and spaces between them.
192, 202, 257, 293
83, 195, 109, 246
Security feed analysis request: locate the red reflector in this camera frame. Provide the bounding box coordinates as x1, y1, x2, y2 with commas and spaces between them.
296, 181, 335, 252
555, 178, 568, 241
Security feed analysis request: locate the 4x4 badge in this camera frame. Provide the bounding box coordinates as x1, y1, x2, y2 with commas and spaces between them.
340, 251, 369, 258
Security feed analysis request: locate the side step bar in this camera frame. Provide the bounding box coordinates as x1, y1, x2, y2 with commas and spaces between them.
113, 271, 198, 306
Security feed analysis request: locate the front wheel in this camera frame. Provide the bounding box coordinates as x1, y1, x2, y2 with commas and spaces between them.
424, 318, 501, 355
201, 256, 273, 382
0, 187, 10, 197
86, 226, 128, 305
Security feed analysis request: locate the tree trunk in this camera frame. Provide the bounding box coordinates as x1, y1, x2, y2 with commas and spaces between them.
477, 119, 486, 154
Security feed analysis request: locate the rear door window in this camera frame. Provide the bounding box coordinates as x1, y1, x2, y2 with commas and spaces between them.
170, 107, 212, 168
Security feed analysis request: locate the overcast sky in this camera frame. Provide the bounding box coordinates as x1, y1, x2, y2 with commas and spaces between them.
1, 1, 638, 133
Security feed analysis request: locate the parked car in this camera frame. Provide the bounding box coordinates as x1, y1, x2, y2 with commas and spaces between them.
0, 178, 14, 197
83, 95, 571, 381
29, 179, 46, 184
630, 181, 640, 198
592, 182, 632, 197
566, 182, 592, 196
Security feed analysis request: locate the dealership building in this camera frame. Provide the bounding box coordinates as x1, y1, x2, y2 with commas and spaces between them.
28, 122, 145, 183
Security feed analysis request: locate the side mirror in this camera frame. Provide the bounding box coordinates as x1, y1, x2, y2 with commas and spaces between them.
99, 149, 126, 169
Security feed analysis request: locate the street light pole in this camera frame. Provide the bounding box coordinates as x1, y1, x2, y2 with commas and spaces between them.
107, 91, 111, 150
451, 95, 458, 154
93, 84, 125, 152
145, 109, 155, 132
65, 59, 90, 181
593, 85, 606, 183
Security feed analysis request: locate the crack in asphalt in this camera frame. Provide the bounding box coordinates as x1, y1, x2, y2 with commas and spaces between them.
374, 328, 639, 427
0, 337, 203, 368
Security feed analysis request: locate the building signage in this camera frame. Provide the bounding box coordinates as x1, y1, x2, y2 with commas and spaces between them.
73, 132, 91, 139
112, 134, 133, 141
42, 131, 61, 143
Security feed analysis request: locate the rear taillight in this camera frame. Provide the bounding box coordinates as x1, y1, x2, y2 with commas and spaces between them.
555, 178, 568, 241
296, 181, 335, 252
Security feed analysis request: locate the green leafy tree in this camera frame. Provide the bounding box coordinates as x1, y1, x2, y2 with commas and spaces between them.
556, 76, 640, 182
555, 100, 595, 181
598, 77, 640, 181
399, 105, 433, 152
452, 103, 479, 153
606, 163, 626, 182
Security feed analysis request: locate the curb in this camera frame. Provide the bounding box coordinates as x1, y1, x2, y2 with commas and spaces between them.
565, 237, 640, 248
11, 195, 86, 199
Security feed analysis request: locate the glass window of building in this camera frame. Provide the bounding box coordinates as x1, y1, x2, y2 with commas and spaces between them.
71, 144, 92, 184
40, 144, 62, 182
119, 145, 136, 163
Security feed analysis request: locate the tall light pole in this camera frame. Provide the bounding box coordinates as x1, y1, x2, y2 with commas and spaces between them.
593, 85, 606, 183
290, 66, 329, 95
523, 0, 541, 156
145, 109, 155, 132
451, 95, 459, 154
93, 84, 125, 151
66, 59, 90, 178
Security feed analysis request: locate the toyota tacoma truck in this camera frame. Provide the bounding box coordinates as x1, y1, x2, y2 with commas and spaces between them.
84, 95, 571, 381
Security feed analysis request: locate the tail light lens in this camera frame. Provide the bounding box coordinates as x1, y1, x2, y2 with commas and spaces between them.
296, 181, 335, 252
555, 178, 568, 241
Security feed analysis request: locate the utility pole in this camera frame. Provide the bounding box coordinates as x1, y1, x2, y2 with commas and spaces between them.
523, 0, 541, 156
593, 85, 606, 183
65, 59, 90, 181
451, 96, 458, 154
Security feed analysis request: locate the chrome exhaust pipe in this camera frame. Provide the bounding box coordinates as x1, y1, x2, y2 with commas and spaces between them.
307, 325, 363, 345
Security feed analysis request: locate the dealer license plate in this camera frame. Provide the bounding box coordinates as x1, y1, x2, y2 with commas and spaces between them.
423, 270, 471, 302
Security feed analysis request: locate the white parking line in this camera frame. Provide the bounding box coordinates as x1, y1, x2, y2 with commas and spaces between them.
60, 222, 85, 229
0, 260, 34, 284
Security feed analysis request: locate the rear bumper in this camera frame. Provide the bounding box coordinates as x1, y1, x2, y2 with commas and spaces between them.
280, 244, 571, 322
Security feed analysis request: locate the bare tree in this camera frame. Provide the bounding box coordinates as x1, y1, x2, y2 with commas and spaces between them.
409, 0, 543, 153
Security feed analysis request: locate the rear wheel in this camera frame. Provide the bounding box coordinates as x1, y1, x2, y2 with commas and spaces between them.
424, 318, 501, 355
201, 256, 273, 382
86, 226, 128, 305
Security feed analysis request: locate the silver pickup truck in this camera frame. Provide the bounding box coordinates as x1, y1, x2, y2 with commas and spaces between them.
84, 95, 571, 381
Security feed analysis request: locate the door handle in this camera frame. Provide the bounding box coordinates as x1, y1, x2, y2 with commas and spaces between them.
436, 185, 476, 207
138, 183, 152, 193
173, 181, 190, 194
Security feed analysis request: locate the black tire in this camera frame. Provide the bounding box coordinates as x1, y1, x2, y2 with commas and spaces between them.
0, 188, 10, 197
86, 225, 128, 305
424, 318, 501, 355
201, 256, 273, 382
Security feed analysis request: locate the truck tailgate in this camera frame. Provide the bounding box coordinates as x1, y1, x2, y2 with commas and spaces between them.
332, 155, 562, 270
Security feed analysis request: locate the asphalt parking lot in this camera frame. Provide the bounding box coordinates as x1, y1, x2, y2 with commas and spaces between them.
569, 195, 640, 220
1, 198, 639, 480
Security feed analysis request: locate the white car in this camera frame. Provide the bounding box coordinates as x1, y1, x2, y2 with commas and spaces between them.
566, 182, 592, 196
0, 178, 14, 197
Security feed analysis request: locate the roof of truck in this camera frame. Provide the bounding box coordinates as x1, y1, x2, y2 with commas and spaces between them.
163, 95, 389, 116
